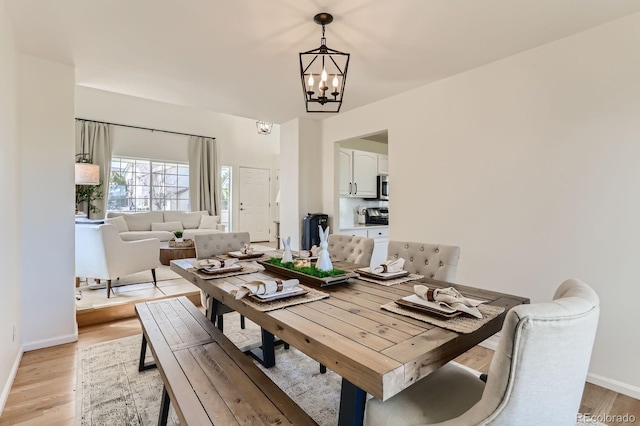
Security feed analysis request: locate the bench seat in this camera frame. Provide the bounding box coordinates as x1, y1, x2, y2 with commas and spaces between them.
135, 296, 317, 425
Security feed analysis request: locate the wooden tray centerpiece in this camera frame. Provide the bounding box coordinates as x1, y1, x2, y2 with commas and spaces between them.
258, 258, 358, 287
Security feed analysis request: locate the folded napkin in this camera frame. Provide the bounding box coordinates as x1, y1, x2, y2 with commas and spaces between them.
194, 258, 239, 270
299, 245, 320, 258
414, 285, 484, 318
235, 278, 300, 300
372, 258, 405, 274
240, 243, 254, 255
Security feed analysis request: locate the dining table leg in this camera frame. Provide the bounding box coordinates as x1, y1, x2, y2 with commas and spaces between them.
209, 296, 277, 368
338, 378, 366, 426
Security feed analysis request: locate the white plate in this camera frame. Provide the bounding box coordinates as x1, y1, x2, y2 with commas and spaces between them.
358, 267, 409, 278
254, 286, 304, 300
401, 294, 458, 314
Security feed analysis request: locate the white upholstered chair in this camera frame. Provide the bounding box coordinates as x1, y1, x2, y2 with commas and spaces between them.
75, 224, 161, 298
387, 241, 460, 281
194, 232, 251, 329
364, 279, 600, 426
328, 234, 375, 266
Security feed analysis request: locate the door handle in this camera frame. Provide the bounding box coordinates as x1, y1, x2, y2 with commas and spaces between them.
349, 183, 352, 194
240, 208, 244, 211
354, 182, 358, 194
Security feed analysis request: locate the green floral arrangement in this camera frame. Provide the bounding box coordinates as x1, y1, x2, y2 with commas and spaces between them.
173, 230, 184, 238
266, 257, 346, 278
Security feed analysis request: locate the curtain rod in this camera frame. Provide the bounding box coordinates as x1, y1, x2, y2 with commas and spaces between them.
75, 118, 216, 140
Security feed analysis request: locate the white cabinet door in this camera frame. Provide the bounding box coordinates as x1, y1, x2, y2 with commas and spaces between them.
338, 149, 353, 196
378, 154, 389, 175
352, 150, 378, 197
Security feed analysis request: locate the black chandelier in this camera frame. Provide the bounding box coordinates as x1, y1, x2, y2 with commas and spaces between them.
299, 13, 350, 113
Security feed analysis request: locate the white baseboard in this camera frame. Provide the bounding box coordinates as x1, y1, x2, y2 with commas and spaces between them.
0, 347, 23, 415
23, 330, 78, 352
587, 373, 640, 400
477, 333, 640, 400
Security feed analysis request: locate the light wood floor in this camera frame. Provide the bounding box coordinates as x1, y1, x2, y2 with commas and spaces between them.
2, 319, 639, 425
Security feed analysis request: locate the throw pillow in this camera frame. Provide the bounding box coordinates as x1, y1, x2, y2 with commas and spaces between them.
151, 221, 183, 232
105, 216, 129, 233
198, 214, 220, 229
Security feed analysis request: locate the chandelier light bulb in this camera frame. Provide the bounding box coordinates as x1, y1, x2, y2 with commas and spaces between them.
332, 74, 339, 89
321, 68, 328, 82
308, 73, 314, 88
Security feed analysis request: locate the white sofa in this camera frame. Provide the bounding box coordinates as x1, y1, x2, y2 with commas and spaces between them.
105, 210, 225, 242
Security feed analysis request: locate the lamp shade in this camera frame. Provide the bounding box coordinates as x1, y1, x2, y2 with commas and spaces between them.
75, 163, 100, 185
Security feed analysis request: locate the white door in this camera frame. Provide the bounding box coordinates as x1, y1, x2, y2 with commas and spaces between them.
238, 167, 271, 242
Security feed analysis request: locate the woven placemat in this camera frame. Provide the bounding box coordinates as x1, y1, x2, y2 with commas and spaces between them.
357, 273, 424, 287
188, 263, 264, 280
238, 284, 329, 312
381, 302, 505, 334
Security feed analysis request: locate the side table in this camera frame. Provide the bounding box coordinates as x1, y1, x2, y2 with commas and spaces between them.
159, 244, 196, 266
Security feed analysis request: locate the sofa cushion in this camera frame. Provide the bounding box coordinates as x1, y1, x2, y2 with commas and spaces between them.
198, 215, 220, 229
164, 210, 209, 229
151, 221, 183, 232
122, 211, 164, 231
105, 215, 129, 233
120, 230, 173, 242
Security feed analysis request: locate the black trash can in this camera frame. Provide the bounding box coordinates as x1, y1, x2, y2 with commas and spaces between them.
301, 213, 329, 250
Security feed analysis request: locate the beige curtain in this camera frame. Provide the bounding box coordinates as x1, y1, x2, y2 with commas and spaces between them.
76, 120, 112, 219
188, 136, 220, 215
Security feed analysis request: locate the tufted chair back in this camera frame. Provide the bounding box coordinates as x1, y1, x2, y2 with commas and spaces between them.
387, 241, 460, 281
328, 234, 375, 267
194, 232, 251, 259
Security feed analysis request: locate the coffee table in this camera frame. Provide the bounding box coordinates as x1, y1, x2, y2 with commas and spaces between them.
159, 244, 196, 266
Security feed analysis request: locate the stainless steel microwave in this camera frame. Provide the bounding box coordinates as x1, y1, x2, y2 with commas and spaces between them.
377, 175, 389, 200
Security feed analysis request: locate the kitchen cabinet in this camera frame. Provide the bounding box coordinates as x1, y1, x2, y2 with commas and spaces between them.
367, 227, 389, 266
340, 226, 389, 267
339, 148, 378, 198
378, 154, 389, 175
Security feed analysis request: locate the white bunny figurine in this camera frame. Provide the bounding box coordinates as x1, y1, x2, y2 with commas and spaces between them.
315, 226, 333, 272
282, 236, 293, 263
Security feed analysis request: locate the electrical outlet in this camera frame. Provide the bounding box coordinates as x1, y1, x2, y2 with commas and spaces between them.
12, 324, 16, 342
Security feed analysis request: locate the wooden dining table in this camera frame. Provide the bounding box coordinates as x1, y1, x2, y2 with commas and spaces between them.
171, 255, 528, 426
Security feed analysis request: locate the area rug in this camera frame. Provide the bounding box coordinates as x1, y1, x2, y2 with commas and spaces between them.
82, 265, 182, 289
76, 314, 342, 425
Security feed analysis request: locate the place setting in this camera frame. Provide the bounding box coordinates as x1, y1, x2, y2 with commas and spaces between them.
381, 284, 506, 334
189, 244, 266, 279
355, 258, 424, 286
232, 277, 330, 312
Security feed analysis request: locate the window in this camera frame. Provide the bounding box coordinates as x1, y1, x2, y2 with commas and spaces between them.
220, 166, 231, 230
108, 157, 189, 212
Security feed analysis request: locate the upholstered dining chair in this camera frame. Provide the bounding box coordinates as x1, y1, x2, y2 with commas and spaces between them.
75, 224, 160, 298
328, 234, 375, 266
364, 279, 600, 426
387, 241, 460, 281
194, 232, 251, 330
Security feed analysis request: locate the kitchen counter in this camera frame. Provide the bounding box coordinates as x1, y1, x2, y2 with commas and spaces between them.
340, 224, 388, 231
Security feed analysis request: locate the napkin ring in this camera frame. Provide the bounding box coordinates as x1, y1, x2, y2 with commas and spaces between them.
276, 279, 283, 292
426, 288, 435, 301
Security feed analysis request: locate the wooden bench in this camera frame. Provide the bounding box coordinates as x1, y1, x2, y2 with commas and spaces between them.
135, 296, 317, 425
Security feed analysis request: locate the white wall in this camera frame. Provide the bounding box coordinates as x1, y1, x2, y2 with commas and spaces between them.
19, 54, 77, 351
0, 0, 22, 412
321, 13, 640, 397
279, 118, 324, 250
75, 87, 280, 237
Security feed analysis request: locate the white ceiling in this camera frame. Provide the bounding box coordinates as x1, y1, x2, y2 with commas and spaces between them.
6, 1, 640, 124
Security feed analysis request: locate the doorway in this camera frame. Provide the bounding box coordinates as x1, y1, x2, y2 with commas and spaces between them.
238, 166, 271, 241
